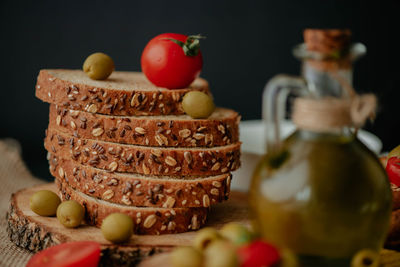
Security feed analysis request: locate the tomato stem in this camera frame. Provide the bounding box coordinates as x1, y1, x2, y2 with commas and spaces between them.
165, 34, 205, 57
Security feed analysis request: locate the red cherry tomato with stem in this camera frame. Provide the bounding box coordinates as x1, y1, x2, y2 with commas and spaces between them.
26, 241, 100, 267
141, 33, 204, 89
386, 157, 400, 187
237, 240, 281, 267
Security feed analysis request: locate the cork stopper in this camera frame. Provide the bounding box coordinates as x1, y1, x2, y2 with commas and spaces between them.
303, 29, 351, 55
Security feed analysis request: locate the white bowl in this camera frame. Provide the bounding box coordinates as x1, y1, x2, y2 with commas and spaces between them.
231, 120, 383, 192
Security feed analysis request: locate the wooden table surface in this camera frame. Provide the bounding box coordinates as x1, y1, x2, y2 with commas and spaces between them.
139, 249, 400, 267
8, 183, 400, 267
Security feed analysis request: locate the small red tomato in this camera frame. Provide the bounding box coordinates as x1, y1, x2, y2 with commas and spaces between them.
386, 157, 400, 187
26, 241, 100, 267
237, 240, 281, 267
141, 33, 204, 89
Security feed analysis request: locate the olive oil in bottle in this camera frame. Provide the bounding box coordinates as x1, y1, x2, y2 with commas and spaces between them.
250, 29, 392, 266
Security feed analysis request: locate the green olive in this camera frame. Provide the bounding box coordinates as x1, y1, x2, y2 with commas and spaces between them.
389, 145, 400, 159
204, 240, 238, 267
219, 223, 254, 246
83, 52, 114, 80
56, 200, 84, 228
351, 249, 380, 267
101, 213, 134, 243
30, 190, 61, 216
170, 246, 203, 267
193, 227, 222, 251
182, 91, 215, 119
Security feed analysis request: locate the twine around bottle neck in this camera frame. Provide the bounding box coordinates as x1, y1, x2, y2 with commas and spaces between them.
292, 72, 377, 132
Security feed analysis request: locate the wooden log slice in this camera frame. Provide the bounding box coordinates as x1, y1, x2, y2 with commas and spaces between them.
6, 183, 248, 267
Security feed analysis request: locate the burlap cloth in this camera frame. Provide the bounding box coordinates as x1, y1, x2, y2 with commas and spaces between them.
0, 139, 45, 267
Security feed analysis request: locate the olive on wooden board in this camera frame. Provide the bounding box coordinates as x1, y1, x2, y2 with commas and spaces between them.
56, 200, 84, 228
101, 213, 134, 243
30, 190, 61, 216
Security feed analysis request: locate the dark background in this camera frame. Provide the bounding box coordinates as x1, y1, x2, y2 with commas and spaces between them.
0, 0, 398, 180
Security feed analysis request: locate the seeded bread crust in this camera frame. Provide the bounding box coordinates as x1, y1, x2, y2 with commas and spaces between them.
56, 179, 208, 235
45, 130, 241, 176
36, 70, 210, 116
49, 104, 240, 148
49, 154, 231, 208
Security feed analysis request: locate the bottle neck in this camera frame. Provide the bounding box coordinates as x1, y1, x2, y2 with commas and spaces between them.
293, 42, 366, 99
301, 59, 353, 99
291, 96, 355, 136
289, 43, 370, 135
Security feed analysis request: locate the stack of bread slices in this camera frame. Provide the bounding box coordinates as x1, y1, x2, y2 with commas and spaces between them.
35, 69, 241, 235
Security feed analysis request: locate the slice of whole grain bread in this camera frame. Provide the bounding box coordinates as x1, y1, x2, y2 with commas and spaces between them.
36, 69, 210, 116
49, 104, 240, 147
56, 179, 208, 235
45, 129, 241, 177
49, 154, 231, 208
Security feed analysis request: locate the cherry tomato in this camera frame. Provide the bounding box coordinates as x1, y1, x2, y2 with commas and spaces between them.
386, 157, 400, 187
141, 33, 203, 89
237, 240, 281, 267
26, 241, 100, 267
